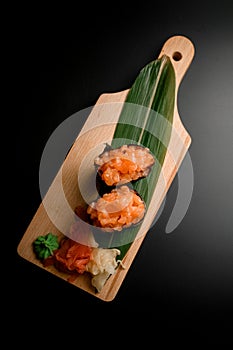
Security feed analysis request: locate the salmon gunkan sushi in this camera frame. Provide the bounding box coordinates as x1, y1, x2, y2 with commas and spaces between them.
94, 144, 155, 187
87, 185, 146, 231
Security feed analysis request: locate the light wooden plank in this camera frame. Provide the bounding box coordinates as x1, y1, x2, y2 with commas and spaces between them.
17, 35, 195, 301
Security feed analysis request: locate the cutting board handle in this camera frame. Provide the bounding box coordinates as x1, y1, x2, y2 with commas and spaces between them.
158, 35, 195, 88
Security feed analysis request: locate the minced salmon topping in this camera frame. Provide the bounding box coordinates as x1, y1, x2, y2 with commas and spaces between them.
87, 185, 146, 231
95, 144, 155, 186
99, 158, 144, 186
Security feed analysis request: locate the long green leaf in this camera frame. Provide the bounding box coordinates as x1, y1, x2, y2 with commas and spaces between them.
103, 55, 176, 258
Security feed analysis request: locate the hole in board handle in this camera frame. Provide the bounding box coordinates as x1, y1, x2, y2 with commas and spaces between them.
172, 51, 182, 61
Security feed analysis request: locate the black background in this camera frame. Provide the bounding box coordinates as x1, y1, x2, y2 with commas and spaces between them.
14, 2, 232, 340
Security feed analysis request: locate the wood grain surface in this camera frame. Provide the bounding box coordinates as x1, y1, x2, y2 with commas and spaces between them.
17, 35, 195, 301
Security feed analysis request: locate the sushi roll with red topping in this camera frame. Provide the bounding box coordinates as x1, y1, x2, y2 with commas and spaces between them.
87, 185, 146, 231
95, 144, 155, 187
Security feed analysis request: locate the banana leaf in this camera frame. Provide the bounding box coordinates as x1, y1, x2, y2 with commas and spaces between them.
98, 54, 176, 258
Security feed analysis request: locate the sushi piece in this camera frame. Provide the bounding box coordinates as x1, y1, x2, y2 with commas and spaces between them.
87, 185, 146, 231
94, 144, 155, 187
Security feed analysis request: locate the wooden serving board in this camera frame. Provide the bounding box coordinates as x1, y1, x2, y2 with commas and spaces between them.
17, 35, 195, 301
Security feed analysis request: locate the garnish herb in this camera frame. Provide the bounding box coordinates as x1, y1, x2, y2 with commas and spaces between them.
33, 232, 59, 260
